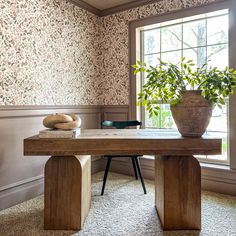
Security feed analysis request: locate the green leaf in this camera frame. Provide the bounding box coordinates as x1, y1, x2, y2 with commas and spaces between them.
137, 60, 142, 66
134, 57, 236, 116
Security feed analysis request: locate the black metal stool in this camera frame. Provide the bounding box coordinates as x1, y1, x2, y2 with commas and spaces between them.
101, 120, 147, 195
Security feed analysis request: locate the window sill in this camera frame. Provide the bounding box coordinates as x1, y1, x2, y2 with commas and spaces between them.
142, 155, 234, 172
200, 162, 231, 171
130, 156, 236, 194
142, 155, 155, 160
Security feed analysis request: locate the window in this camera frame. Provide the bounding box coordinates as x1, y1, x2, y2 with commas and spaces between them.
137, 9, 229, 164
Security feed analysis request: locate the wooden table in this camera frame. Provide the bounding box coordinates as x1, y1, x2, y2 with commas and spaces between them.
24, 129, 221, 231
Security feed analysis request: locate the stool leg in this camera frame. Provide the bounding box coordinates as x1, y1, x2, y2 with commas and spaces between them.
135, 157, 147, 194
101, 157, 112, 195
131, 157, 138, 179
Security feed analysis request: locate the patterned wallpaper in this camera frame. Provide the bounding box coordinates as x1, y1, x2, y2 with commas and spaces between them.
1, 0, 218, 105
1, 0, 101, 105
99, 0, 218, 105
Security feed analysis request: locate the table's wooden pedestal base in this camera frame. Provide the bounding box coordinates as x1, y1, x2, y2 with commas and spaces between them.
155, 155, 201, 230
44, 155, 91, 230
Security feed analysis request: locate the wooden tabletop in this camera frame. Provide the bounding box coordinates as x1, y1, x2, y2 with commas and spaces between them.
24, 129, 221, 156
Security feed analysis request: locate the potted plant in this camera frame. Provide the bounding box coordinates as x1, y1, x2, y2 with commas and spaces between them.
133, 58, 236, 137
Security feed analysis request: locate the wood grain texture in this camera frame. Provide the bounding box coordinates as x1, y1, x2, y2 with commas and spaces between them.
155, 155, 201, 230
24, 129, 221, 156
44, 155, 91, 230
24, 129, 221, 231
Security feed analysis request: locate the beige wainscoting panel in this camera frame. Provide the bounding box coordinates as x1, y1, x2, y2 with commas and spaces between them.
0, 105, 129, 210
101, 105, 129, 122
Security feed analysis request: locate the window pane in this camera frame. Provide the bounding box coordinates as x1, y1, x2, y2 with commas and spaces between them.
206, 134, 228, 161
183, 47, 206, 68
207, 44, 228, 69
196, 133, 228, 162
194, 104, 228, 162
161, 24, 182, 52
144, 54, 160, 67
183, 20, 206, 48
144, 29, 160, 54
161, 50, 181, 64
145, 104, 176, 129
207, 105, 227, 132
207, 15, 228, 45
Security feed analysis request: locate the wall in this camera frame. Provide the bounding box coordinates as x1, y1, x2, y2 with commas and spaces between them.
99, 0, 236, 196
99, 0, 218, 105
0, 0, 105, 210
0, 0, 227, 210
109, 157, 236, 196
1, 0, 102, 105
0, 105, 129, 210
1, 0, 220, 106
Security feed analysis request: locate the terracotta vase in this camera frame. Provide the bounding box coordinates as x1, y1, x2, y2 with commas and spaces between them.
170, 90, 212, 137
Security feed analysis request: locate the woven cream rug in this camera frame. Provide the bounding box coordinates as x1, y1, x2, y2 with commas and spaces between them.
0, 172, 236, 236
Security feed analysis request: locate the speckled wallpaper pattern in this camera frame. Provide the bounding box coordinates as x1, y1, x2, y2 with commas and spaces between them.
99, 0, 218, 105
1, 0, 218, 105
1, 0, 101, 105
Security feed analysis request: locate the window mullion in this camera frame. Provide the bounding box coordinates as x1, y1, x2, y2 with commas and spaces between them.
140, 31, 146, 128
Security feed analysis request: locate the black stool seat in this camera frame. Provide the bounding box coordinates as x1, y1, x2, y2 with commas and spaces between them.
101, 120, 147, 195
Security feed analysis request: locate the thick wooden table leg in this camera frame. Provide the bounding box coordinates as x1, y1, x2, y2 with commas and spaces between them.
155, 155, 201, 230
44, 155, 91, 230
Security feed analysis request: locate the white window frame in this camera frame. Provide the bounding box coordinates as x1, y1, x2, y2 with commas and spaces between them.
139, 9, 229, 165
129, 0, 236, 170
